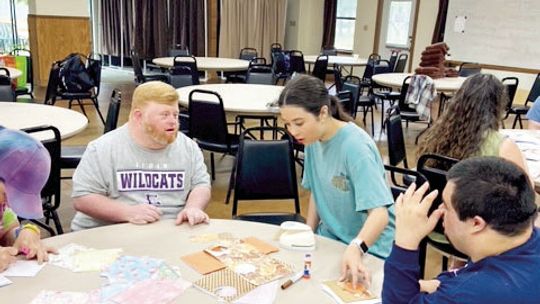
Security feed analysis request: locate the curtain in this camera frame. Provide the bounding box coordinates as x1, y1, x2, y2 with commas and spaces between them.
322, 0, 337, 48
100, 0, 133, 57
169, 0, 206, 56
132, 0, 169, 59
219, 0, 287, 60
432, 0, 449, 43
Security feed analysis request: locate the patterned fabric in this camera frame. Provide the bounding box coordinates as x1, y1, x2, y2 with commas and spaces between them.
405, 75, 437, 120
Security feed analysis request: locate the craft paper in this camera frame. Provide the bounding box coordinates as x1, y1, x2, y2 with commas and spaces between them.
234, 280, 279, 304
321, 280, 380, 304
111, 279, 191, 304
242, 237, 279, 254
0, 275, 12, 287
181, 251, 226, 275
194, 268, 256, 302
0, 260, 46, 277
72, 248, 123, 272
29, 290, 92, 304
189, 232, 234, 243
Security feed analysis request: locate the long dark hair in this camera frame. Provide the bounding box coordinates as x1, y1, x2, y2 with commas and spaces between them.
417, 73, 507, 159
277, 74, 353, 122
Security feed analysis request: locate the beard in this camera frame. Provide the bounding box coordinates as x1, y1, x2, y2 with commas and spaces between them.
143, 122, 178, 145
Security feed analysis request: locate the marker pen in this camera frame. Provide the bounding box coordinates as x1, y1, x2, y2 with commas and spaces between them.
281, 271, 304, 290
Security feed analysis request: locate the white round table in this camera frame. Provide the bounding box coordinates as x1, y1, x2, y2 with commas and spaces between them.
153, 57, 250, 72
500, 129, 540, 192
0, 103, 88, 140
0, 66, 22, 79
304, 55, 368, 67
177, 84, 283, 115
372, 73, 467, 93
0, 219, 384, 303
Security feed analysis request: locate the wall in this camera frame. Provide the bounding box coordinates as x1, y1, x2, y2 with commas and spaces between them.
28, 0, 91, 86
353, 0, 378, 59
284, 0, 323, 55
411, 0, 438, 71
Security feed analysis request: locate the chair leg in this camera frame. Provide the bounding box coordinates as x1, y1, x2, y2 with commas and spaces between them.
225, 160, 236, 204
415, 124, 430, 145
92, 97, 106, 125
50, 210, 64, 235
418, 238, 427, 279
76, 99, 88, 117
210, 153, 215, 180
512, 115, 519, 128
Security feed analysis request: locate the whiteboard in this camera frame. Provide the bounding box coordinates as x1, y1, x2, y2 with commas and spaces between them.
444, 0, 540, 70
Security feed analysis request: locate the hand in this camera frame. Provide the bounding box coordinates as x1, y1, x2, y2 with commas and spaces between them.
125, 204, 162, 225
419, 279, 441, 294
0, 247, 17, 272
13, 230, 57, 264
175, 207, 209, 226
395, 182, 443, 250
339, 244, 371, 289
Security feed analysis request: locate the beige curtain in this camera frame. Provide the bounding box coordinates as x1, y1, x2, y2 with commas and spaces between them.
219, 0, 287, 61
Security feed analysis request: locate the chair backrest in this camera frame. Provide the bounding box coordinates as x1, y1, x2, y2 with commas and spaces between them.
10, 48, 33, 91
373, 59, 392, 75
289, 50, 306, 74
86, 56, 102, 95
168, 66, 196, 88
130, 49, 145, 83
0, 68, 14, 101
502, 77, 519, 110
342, 75, 361, 104
168, 44, 190, 57
44, 62, 62, 104
249, 57, 267, 67
417, 153, 459, 232
173, 55, 200, 85
397, 76, 415, 112
321, 46, 337, 56
336, 90, 356, 118
394, 53, 408, 73
525, 73, 540, 104
232, 127, 300, 216
271, 50, 290, 77
21, 125, 62, 215
239, 47, 258, 61
104, 89, 122, 134
333, 67, 344, 92
385, 105, 408, 168
246, 66, 275, 85
458, 62, 481, 77
388, 50, 399, 71
312, 55, 328, 82
270, 43, 283, 65
188, 89, 230, 146
384, 165, 427, 200
362, 53, 381, 79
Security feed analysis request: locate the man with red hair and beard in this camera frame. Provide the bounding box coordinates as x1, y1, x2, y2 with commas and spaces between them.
71, 81, 211, 231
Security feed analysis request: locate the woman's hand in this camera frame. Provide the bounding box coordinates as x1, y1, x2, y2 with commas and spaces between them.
0, 247, 17, 272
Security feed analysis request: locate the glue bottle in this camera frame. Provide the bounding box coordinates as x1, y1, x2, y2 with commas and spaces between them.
303, 253, 312, 279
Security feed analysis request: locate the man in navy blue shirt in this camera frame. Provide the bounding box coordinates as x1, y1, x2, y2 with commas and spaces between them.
382, 157, 540, 304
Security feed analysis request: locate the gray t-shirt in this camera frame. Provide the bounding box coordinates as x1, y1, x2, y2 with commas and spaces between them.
71, 125, 210, 231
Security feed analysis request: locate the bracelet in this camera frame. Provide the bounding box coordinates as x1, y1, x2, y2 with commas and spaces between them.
15, 223, 40, 238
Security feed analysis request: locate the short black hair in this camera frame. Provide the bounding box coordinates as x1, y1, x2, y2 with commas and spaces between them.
447, 157, 537, 236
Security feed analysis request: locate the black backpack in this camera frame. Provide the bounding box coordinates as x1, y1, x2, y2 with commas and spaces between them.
59, 54, 94, 93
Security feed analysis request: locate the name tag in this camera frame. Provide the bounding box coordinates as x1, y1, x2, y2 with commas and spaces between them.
116, 170, 185, 192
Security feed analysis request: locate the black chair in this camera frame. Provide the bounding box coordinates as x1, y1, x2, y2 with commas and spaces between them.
225, 47, 258, 83
168, 66, 197, 88
168, 44, 190, 57
21, 125, 63, 235
269, 42, 283, 66
358, 53, 381, 92
245, 65, 275, 85
342, 75, 374, 135
501, 77, 519, 128
46, 55, 106, 124
388, 51, 399, 72
289, 50, 306, 74
393, 53, 408, 73
173, 55, 200, 85
384, 105, 416, 187
312, 55, 328, 82
131, 49, 169, 84
336, 90, 356, 118
9, 48, 34, 99
272, 50, 291, 84
416, 154, 467, 278
397, 75, 432, 144
458, 62, 481, 77
508, 73, 540, 128
188, 89, 240, 186
232, 127, 304, 225
60, 89, 122, 174
0, 68, 15, 102
384, 165, 426, 200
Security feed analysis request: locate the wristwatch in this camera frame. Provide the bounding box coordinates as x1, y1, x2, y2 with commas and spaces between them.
349, 238, 369, 254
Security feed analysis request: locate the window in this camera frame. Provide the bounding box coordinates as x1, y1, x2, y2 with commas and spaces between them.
334, 0, 357, 51
385, 0, 412, 48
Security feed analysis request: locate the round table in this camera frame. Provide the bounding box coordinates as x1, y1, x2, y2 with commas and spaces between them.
0, 103, 88, 140
153, 57, 250, 72
372, 73, 467, 93
304, 55, 368, 67
0, 219, 385, 303
0, 66, 22, 79
177, 84, 283, 116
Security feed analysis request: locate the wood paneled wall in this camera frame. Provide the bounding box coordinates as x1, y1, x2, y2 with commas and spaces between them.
28, 14, 91, 87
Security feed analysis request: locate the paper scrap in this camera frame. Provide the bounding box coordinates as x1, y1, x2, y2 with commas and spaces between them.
72, 248, 122, 272
321, 280, 380, 304
0, 260, 46, 277
181, 251, 226, 275
453, 16, 467, 33
29, 290, 92, 304
112, 279, 191, 304
234, 280, 279, 304
0, 275, 12, 287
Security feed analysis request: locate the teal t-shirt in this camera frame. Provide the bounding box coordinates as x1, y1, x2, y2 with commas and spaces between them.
302, 123, 395, 259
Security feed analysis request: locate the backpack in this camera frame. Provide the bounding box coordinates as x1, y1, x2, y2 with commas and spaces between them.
59, 54, 94, 93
